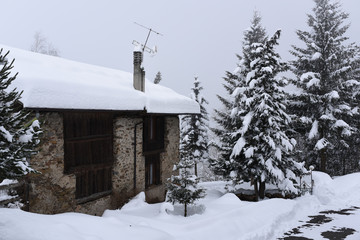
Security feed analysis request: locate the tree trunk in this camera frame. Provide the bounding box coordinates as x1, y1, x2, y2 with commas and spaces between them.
194, 163, 198, 177
184, 203, 187, 217
320, 148, 326, 173
253, 178, 259, 202
259, 180, 265, 199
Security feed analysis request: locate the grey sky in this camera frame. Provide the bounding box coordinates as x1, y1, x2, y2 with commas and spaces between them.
2, 0, 360, 116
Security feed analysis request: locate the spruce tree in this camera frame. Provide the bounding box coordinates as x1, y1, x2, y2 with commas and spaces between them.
290, 0, 360, 175
154, 71, 162, 84
166, 158, 205, 217
180, 77, 209, 177
230, 30, 305, 200
0, 49, 41, 181
210, 12, 267, 179
209, 71, 238, 178
168, 77, 208, 217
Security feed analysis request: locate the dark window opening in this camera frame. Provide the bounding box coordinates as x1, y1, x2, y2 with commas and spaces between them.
63, 112, 113, 200
149, 117, 156, 140
143, 116, 165, 153
145, 153, 161, 188
143, 116, 165, 188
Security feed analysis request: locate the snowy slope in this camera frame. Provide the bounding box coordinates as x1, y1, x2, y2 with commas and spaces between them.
1, 171, 360, 240
0, 44, 199, 114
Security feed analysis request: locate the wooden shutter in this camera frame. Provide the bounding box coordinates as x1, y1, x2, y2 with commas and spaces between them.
63, 112, 113, 200
64, 112, 113, 172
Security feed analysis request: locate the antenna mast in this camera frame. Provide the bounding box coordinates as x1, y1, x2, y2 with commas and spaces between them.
132, 22, 163, 55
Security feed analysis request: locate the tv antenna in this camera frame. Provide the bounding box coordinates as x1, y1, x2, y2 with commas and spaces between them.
132, 22, 163, 55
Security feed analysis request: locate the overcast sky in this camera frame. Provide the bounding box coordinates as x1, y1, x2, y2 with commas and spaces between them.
2, 0, 360, 116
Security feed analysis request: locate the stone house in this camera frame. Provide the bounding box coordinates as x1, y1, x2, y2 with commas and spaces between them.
5, 44, 199, 215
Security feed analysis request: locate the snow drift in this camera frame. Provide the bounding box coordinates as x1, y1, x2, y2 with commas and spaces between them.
1, 172, 360, 240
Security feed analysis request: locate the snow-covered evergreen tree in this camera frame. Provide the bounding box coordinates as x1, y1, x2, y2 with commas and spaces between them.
210, 12, 267, 179
154, 71, 162, 84
166, 158, 205, 217
230, 30, 305, 200
168, 77, 208, 216
0, 49, 41, 181
180, 77, 209, 177
209, 71, 238, 178
289, 0, 360, 175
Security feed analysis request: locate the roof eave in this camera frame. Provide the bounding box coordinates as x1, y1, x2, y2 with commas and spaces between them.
25, 107, 200, 116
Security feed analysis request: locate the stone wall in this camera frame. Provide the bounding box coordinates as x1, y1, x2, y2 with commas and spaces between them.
113, 115, 180, 205
27, 112, 180, 215
112, 116, 145, 207
28, 112, 77, 214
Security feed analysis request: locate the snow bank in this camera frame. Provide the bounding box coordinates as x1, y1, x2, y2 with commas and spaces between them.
0, 209, 171, 240
1, 172, 360, 240
1, 44, 199, 114
310, 171, 360, 206
120, 192, 148, 211
330, 172, 360, 205
312, 171, 335, 204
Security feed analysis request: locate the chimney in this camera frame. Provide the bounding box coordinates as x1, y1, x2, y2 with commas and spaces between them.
133, 51, 145, 92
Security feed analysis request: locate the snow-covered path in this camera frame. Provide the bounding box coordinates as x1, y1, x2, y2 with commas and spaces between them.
279, 206, 360, 239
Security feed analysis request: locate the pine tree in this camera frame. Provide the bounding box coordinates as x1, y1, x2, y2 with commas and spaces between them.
154, 71, 162, 84
289, 0, 360, 175
166, 158, 205, 217
210, 12, 267, 179
230, 30, 305, 200
0, 49, 41, 181
180, 77, 209, 177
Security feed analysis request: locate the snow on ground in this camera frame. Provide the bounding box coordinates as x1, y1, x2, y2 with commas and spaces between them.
1, 171, 360, 240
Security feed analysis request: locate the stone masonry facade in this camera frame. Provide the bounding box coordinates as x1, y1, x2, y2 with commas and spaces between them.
27, 112, 179, 216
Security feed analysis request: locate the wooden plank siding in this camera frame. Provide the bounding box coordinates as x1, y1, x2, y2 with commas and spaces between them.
63, 112, 113, 200
75, 166, 112, 200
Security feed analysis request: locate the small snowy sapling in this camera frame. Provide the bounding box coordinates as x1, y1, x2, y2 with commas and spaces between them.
166, 159, 205, 217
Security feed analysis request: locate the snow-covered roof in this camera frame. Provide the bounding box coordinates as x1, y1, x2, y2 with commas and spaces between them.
1, 44, 200, 114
